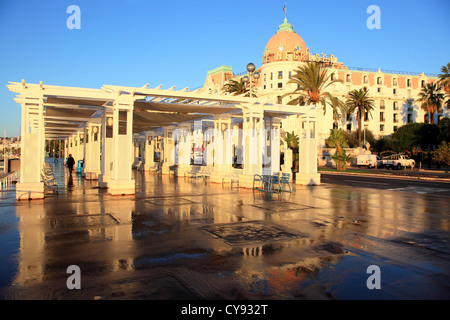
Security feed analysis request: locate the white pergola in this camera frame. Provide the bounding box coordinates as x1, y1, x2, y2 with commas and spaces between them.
7, 80, 320, 200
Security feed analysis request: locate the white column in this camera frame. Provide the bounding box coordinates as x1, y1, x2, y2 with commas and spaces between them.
211, 116, 232, 183
144, 132, 155, 171
85, 123, 101, 180
239, 109, 264, 187
161, 126, 175, 174
99, 111, 114, 188
296, 113, 321, 185
108, 96, 135, 195
175, 124, 192, 177
16, 94, 45, 200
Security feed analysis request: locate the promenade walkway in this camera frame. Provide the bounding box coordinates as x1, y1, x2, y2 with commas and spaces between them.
0, 160, 449, 300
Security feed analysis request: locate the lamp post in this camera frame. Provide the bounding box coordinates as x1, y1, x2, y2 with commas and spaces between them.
242, 63, 260, 98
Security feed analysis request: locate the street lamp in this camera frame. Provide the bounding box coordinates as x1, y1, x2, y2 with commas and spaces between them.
242, 63, 260, 98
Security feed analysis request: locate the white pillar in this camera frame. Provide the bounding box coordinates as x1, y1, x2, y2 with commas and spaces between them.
144, 132, 155, 170
85, 123, 101, 180
175, 124, 192, 177
16, 94, 45, 200
211, 116, 232, 183
239, 109, 264, 188
108, 97, 135, 195
161, 126, 175, 174
296, 113, 321, 185
99, 111, 114, 188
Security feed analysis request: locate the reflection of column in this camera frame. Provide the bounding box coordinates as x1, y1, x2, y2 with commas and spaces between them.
16, 94, 45, 200
296, 112, 321, 185
14, 202, 45, 284
108, 96, 135, 195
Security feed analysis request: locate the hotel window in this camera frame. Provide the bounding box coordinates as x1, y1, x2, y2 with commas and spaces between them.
364, 75, 368, 84
288, 71, 292, 79
393, 113, 399, 123
277, 96, 282, 104
270, 72, 273, 80
278, 71, 283, 79
380, 100, 385, 109
393, 78, 398, 86
407, 113, 413, 123
271, 83, 273, 89
263, 74, 266, 82
364, 111, 369, 121
394, 126, 398, 132
424, 114, 429, 123
346, 74, 351, 82
363, 87, 367, 92
377, 87, 381, 93
347, 123, 352, 131
421, 80, 425, 88
330, 73, 335, 81
278, 82, 283, 88
393, 101, 399, 111
380, 112, 385, 122
263, 84, 266, 90
393, 89, 397, 95
377, 77, 382, 85
407, 79, 412, 87
380, 124, 384, 132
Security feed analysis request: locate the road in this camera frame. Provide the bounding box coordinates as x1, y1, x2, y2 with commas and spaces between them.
321, 172, 450, 197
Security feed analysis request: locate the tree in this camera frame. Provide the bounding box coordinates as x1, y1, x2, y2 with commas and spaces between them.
283, 62, 344, 115
331, 140, 353, 170
438, 62, 450, 108
389, 123, 423, 153
325, 128, 348, 148
433, 141, 450, 166
416, 83, 444, 124
223, 78, 256, 97
345, 88, 376, 146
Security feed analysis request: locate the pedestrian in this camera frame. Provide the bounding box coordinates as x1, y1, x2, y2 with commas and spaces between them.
67, 154, 75, 175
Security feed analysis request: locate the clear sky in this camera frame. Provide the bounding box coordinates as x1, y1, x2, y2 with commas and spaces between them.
1, 0, 449, 137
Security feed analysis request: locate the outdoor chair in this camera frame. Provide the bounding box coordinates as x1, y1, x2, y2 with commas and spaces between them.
280, 173, 292, 193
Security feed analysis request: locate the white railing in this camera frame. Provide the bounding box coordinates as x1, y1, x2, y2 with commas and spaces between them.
0, 171, 19, 190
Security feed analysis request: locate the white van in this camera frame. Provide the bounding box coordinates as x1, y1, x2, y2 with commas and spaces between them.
356, 154, 380, 168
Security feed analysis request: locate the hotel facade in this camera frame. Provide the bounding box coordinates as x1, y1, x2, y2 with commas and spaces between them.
201, 17, 445, 148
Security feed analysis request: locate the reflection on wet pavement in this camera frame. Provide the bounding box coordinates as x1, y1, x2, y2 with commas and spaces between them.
0, 161, 449, 300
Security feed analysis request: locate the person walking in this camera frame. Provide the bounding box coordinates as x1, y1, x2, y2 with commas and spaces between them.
66, 154, 75, 175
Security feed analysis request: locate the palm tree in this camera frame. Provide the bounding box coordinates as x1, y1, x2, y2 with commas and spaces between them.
329, 96, 347, 128
345, 88, 375, 146
223, 78, 256, 97
416, 83, 444, 124
283, 62, 343, 114
438, 62, 450, 107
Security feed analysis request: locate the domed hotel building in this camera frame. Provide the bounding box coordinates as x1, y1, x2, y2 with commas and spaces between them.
202, 16, 443, 148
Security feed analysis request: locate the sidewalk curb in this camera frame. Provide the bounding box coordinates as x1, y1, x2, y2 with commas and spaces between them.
319, 170, 450, 183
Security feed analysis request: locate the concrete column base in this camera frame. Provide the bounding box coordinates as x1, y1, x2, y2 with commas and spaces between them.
98, 174, 111, 189
295, 173, 321, 186
85, 170, 101, 180
176, 165, 190, 177
16, 182, 44, 200
238, 174, 256, 189
108, 179, 135, 195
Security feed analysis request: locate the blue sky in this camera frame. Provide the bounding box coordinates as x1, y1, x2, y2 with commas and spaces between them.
1, 0, 449, 137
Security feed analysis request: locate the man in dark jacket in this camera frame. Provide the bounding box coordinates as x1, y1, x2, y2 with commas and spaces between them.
66, 154, 75, 175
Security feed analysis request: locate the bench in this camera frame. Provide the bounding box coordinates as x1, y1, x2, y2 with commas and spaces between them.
41, 166, 58, 193
221, 170, 242, 186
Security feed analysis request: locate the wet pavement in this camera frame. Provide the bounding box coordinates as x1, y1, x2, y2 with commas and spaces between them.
0, 160, 449, 300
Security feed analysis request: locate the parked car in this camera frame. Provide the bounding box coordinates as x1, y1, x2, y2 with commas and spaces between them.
382, 154, 415, 169
356, 154, 381, 168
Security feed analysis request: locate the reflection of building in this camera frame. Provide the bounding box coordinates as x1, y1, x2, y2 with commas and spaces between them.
202, 16, 445, 147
